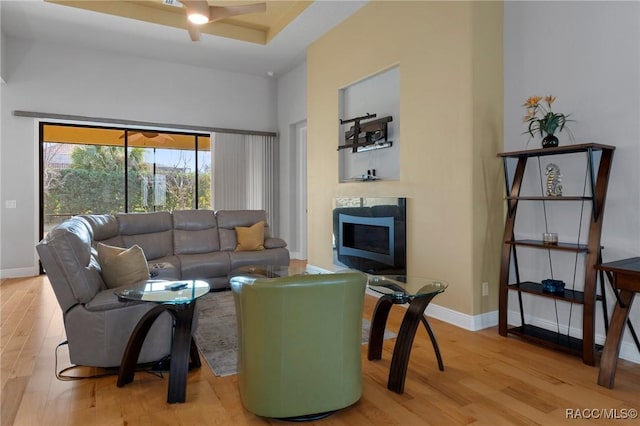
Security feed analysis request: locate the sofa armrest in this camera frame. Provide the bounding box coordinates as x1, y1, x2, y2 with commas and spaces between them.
84, 288, 145, 312
264, 237, 287, 249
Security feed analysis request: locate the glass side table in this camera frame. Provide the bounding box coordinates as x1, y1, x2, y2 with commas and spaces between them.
228, 264, 325, 279
367, 275, 447, 394
115, 280, 210, 403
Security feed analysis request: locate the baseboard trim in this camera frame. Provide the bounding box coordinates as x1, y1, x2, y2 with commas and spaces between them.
320, 265, 640, 365
364, 286, 500, 332
507, 310, 640, 365
427, 304, 499, 331
0, 266, 39, 279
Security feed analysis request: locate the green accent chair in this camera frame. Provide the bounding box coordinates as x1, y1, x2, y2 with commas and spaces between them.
230, 271, 367, 420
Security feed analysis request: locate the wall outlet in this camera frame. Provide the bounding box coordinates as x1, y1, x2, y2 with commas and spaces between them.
482, 282, 489, 296
5, 200, 16, 209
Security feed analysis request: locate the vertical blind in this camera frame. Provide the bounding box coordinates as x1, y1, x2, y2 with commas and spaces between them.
212, 133, 278, 234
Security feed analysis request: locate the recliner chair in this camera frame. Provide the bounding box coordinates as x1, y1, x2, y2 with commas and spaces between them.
230, 271, 367, 420
36, 217, 173, 368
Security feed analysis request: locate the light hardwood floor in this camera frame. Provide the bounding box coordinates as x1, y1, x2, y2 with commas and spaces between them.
2, 271, 639, 426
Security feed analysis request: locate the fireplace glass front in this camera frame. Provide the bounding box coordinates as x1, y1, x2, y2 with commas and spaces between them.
333, 197, 406, 275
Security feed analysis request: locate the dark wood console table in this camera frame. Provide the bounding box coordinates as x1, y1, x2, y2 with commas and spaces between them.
595, 257, 640, 388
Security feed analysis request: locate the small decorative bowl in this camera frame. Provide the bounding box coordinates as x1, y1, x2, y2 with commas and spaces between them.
541, 279, 565, 293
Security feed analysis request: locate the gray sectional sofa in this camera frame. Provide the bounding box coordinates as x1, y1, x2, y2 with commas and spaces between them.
80, 209, 289, 289
36, 209, 288, 368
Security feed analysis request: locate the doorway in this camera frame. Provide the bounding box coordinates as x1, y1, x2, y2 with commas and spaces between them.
294, 121, 307, 259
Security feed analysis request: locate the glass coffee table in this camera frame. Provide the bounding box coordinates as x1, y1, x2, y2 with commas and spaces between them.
115, 280, 210, 403
367, 275, 447, 393
228, 264, 325, 279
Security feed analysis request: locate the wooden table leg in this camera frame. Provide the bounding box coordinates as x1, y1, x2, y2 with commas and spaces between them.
117, 304, 169, 387
167, 302, 196, 403
388, 294, 437, 393
597, 289, 635, 388
189, 338, 201, 369
118, 302, 198, 403
420, 315, 444, 371
368, 295, 393, 361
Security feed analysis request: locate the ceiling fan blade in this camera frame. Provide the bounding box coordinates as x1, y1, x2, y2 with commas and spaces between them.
208, 3, 266, 22
187, 20, 201, 41
119, 131, 161, 140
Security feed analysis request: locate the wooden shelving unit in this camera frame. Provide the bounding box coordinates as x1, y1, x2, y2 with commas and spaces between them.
498, 143, 615, 365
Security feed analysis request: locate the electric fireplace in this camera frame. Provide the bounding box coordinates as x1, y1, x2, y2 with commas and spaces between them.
333, 197, 406, 275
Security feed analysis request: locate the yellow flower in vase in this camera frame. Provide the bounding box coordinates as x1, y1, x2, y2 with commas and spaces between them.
522, 95, 573, 148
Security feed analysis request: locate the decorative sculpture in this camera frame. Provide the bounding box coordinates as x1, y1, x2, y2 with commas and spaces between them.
545, 163, 563, 196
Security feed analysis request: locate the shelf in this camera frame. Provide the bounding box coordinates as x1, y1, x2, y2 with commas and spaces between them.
507, 325, 603, 357
507, 281, 584, 304
498, 143, 614, 365
507, 239, 588, 253
506, 196, 592, 201
498, 143, 615, 159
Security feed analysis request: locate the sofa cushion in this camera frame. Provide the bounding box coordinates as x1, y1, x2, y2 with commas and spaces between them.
97, 243, 150, 289
117, 212, 173, 260
149, 257, 181, 280
235, 221, 265, 252
177, 252, 231, 279
173, 210, 220, 254
216, 210, 267, 229
227, 248, 291, 274
81, 214, 119, 241
219, 229, 237, 252
172, 209, 217, 231
117, 211, 173, 235
217, 210, 269, 251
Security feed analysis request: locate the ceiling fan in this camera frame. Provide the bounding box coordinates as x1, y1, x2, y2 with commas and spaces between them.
119, 131, 176, 145
163, 0, 267, 42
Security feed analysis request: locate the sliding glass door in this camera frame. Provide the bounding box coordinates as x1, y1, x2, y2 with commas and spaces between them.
126, 132, 209, 212
40, 123, 210, 236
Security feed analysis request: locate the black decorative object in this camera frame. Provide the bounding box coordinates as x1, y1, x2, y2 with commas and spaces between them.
541, 279, 565, 293
542, 134, 559, 148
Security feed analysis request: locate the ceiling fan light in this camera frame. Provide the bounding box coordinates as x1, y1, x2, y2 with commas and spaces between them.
188, 12, 209, 25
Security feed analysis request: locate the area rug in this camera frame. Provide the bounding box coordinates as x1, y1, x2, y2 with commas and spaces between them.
193, 290, 396, 377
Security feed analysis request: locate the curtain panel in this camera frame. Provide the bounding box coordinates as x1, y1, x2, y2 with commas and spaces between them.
212, 133, 278, 235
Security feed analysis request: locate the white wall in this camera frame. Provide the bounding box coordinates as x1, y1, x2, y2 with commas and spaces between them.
0, 6, 4, 279
276, 61, 306, 259
0, 36, 277, 277
0, 3, 5, 84
504, 1, 640, 362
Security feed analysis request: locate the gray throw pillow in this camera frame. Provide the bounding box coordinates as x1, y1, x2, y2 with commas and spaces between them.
97, 242, 150, 289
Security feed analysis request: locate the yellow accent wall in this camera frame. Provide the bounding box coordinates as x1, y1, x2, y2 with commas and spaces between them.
307, 1, 503, 315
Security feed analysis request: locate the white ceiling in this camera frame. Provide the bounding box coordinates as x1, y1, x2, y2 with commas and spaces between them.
1, 0, 367, 77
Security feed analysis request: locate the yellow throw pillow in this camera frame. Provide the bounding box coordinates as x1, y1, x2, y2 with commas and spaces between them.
97, 243, 150, 289
235, 221, 265, 252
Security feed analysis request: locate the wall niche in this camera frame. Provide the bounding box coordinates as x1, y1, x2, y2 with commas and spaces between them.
338, 66, 400, 183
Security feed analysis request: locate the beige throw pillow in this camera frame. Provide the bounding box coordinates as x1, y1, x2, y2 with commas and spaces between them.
235, 221, 265, 252
97, 243, 150, 289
